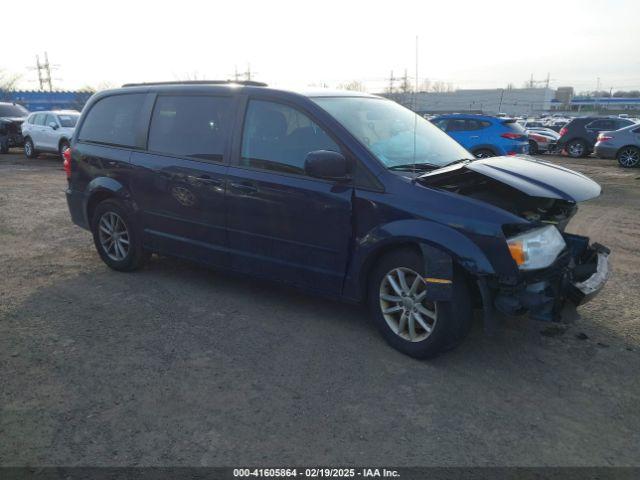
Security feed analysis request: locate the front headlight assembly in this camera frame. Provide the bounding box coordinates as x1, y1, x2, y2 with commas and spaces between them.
507, 225, 566, 270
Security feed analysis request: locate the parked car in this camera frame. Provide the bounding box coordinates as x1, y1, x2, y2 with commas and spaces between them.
557, 116, 636, 157
594, 123, 640, 167
527, 130, 558, 155
430, 114, 529, 158
0, 102, 29, 153
64, 81, 609, 358
22, 110, 80, 160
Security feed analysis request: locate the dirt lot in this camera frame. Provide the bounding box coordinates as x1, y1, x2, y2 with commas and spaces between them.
1, 150, 639, 467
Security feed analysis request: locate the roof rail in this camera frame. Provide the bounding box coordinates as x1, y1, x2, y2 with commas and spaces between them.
121, 80, 268, 88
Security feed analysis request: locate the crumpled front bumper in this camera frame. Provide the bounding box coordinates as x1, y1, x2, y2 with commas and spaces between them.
492, 234, 610, 322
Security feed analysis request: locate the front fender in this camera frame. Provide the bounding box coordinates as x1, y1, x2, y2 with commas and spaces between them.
343, 219, 498, 301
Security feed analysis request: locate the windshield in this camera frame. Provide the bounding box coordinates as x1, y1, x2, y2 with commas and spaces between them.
0, 103, 29, 118
58, 114, 79, 128
312, 97, 472, 169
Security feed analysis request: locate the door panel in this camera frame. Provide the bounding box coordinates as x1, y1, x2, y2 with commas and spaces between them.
129, 94, 235, 267
227, 99, 353, 294
226, 166, 352, 293
130, 152, 228, 266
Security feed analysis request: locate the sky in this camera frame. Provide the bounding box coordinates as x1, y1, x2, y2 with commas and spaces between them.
2, 0, 639, 93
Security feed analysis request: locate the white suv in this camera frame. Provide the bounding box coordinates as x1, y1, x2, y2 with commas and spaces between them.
22, 110, 80, 160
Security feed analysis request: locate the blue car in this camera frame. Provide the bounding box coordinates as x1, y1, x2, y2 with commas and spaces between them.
431, 114, 529, 158
64, 81, 608, 359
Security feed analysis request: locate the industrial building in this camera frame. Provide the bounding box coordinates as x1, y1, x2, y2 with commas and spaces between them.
383, 86, 640, 116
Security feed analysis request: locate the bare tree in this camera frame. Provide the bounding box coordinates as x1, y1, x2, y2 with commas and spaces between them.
0, 69, 21, 91
418, 79, 432, 92
338, 80, 366, 92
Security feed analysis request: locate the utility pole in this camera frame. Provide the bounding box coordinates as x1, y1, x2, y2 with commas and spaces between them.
545, 72, 550, 89
33, 52, 55, 91
230, 64, 256, 82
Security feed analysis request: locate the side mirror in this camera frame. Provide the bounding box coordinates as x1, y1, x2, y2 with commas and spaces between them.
304, 150, 351, 181
48, 122, 59, 130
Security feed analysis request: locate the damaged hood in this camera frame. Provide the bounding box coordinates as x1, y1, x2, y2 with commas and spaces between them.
420, 156, 601, 202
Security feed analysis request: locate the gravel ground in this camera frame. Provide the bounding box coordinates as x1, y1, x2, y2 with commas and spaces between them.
1, 150, 639, 467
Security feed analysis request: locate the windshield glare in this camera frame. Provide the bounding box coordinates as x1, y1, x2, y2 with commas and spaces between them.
0, 104, 29, 118
312, 97, 472, 169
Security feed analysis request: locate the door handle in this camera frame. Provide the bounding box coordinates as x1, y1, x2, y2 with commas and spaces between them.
229, 181, 258, 194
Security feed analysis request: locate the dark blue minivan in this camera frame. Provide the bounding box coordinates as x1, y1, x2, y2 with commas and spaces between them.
64, 81, 610, 358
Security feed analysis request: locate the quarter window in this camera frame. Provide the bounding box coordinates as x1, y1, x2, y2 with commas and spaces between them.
241, 100, 339, 175
78, 93, 146, 147
147, 95, 233, 162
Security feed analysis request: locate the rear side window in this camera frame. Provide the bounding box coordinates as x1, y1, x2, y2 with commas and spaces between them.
446, 119, 468, 132
587, 120, 616, 130
241, 100, 339, 175
147, 95, 233, 162
79, 94, 146, 147
466, 120, 491, 130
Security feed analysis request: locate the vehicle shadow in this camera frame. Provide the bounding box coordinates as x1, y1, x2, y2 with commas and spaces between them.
2, 254, 639, 466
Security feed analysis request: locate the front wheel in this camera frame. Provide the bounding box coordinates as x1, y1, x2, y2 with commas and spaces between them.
91, 199, 150, 271
528, 140, 539, 155
617, 146, 640, 168
24, 137, 37, 158
367, 248, 472, 359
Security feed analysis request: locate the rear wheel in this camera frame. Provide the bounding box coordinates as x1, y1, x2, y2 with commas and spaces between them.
24, 137, 37, 158
617, 146, 640, 168
59, 139, 70, 161
528, 140, 539, 155
91, 199, 150, 271
473, 149, 494, 159
566, 139, 588, 158
367, 248, 472, 359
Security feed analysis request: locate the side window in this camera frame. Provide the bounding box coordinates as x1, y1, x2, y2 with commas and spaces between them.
479, 121, 492, 129
34, 114, 46, 126
617, 119, 633, 129
148, 95, 232, 162
241, 100, 339, 175
633, 127, 640, 134
432, 119, 448, 130
45, 114, 58, 127
78, 93, 146, 147
446, 119, 468, 132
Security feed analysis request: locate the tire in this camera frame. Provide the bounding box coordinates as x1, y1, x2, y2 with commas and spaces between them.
59, 139, 70, 161
528, 140, 539, 155
0, 140, 8, 154
566, 139, 588, 158
367, 248, 472, 359
473, 149, 494, 159
91, 199, 150, 272
24, 137, 37, 159
616, 146, 640, 168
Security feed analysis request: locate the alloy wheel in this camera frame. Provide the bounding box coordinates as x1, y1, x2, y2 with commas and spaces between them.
25, 141, 32, 157
98, 211, 130, 261
379, 267, 437, 342
618, 148, 640, 167
568, 142, 584, 157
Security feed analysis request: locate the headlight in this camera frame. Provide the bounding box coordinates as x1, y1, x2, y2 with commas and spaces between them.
507, 225, 566, 270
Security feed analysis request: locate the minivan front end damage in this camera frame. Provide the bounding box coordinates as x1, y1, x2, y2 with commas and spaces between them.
418, 156, 610, 324
491, 234, 610, 322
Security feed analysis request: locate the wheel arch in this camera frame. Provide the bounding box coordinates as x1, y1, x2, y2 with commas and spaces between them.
85, 177, 134, 226
347, 219, 497, 303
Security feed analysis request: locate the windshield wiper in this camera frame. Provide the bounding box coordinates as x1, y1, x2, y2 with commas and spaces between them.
388, 163, 440, 172
441, 158, 474, 168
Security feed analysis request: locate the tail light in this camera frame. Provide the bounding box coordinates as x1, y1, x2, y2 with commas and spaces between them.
559, 127, 568, 137
63, 147, 72, 179
501, 132, 525, 140
597, 134, 613, 142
